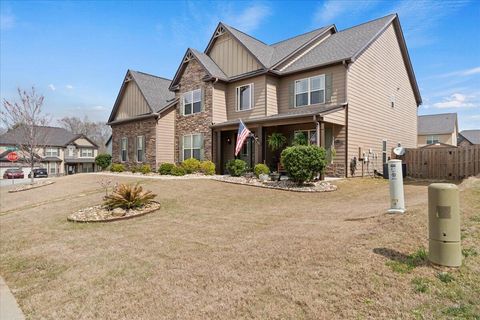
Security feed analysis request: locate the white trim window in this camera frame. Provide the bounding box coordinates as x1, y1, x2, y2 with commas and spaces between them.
294, 130, 317, 145
48, 162, 57, 175
294, 75, 325, 107
183, 89, 202, 115
45, 147, 59, 157
136, 136, 145, 162
182, 134, 203, 161
236, 83, 253, 111
426, 135, 440, 144
121, 137, 128, 162
80, 148, 93, 158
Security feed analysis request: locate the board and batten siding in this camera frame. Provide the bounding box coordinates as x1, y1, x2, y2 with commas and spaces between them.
209, 33, 261, 77
114, 81, 150, 121
266, 76, 279, 116
347, 23, 418, 176
226, 75, 266, 121
212, 83, 228, 124
277, 64, 347, 114
156, 108, 175, 164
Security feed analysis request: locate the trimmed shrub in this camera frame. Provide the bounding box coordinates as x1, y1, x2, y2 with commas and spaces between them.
95, 153, 112, 171
182, 157, 201, 174
104, 183, 156, 210
140, 164, 151, 174
200, 160, 216, 175
280, 145, 326, 184
158, 163, 175, 175
130, 165, 139, 173
254, 163, 270, 177
110, 163, 125, 172
171, 165, 186, 176
226, 159, 247, 177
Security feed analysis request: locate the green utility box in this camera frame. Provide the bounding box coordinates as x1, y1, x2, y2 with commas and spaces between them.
428, 183, 462, 267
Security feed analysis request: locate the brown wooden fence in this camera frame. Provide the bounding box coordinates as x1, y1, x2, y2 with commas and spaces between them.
404, 145, 480, 180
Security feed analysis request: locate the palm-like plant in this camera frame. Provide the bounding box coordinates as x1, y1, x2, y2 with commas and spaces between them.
104, 183, 156, 210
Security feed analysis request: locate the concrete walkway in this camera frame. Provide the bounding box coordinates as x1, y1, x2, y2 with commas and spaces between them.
0, 277, 25, 320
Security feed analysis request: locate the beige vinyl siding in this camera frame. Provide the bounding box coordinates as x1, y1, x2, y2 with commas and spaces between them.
277, 64, 346, 114
323, 108, 346, 125
73, 138, 94, 147
212, 83, 228, 124
226, 75, 266, 121
266, 76, 279, 116
114, 81, 150, 121
347, 24, 417, 175
209, 33, 261, 77
417, 133, 455, 147
156, 108, 175, 164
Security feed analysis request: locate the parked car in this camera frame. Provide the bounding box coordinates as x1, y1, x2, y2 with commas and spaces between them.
3, 168, 25, 179
28, 168, 48, 178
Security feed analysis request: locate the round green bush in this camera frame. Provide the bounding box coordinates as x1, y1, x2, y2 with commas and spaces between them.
158, 163, 175, 175
182, 157, 201, 174
130, 165, 138, 173
254, 163, 270, 177
226, 159, 247, 177
140, 164, 151, 174
171, 165, 186, 176
200, 160, 216, 175
280, 145, 327, 184
95, 153, 112, 170
110, 163, 125, 172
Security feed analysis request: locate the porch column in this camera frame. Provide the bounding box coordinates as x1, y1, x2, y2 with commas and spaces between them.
215, 130, 222, 174
255, 125, 263, 164
316, 121, 325, 147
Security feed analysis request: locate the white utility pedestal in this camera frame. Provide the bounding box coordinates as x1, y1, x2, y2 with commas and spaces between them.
387, 159, 406, 214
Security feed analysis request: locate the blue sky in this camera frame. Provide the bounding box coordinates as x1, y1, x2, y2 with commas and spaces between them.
1, 0, 479, 129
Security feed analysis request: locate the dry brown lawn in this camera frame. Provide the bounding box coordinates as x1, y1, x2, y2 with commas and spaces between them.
0, 174, 479, 319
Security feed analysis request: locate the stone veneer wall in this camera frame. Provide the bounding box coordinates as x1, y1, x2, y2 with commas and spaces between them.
111, 117, 157, 169
175, 59, 213, 162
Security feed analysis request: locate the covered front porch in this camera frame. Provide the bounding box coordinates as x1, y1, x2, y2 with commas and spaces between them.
212, 105, 347, 177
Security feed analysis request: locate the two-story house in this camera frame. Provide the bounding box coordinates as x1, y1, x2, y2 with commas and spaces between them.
108, 14, 421, 177
417, 113, 458, 147
0, 126, 99, 176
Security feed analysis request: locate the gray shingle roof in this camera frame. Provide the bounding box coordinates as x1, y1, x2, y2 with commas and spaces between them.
281, 15, 395, 73
129, 70, 175, 113
0, 126, 79, 147
459, 130, 480, 145
190, 48, 228, 80
418, 113, 457, 135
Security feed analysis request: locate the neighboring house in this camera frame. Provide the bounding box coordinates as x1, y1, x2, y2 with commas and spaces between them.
0, 126, 99, 176
105, 135, 113, 155
417, 113, 458, 147
108, 14, 421, 177
458, 130, 480, 146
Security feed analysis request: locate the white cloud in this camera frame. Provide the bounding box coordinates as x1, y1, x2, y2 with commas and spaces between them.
433, 93, 477, 109
432, 66, 480, 79
231, 4, 272, 33
48, 84, 56, 91
66, 84, 74, 90
0, 9, 15, 31
462, 67, 480, 76
91, 105, 105, 111
312, 0, 379, 26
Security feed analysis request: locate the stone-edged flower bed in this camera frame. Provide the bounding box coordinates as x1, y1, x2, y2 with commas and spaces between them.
68, 201, 161, 223
8, 180, 55, 193
213, 176, 337, 192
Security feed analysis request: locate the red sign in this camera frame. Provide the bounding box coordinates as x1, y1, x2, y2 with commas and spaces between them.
7, 152, 18, 162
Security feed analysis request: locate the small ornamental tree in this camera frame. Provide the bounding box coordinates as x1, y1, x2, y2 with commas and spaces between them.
280, 145, 327, 185
95, 153, 112, 171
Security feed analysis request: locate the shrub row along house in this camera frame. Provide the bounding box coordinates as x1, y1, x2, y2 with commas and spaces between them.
107, 14, 421, 177
0, 126, 99, 176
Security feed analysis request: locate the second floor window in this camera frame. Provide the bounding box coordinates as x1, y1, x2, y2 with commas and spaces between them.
80, 148, 93, 157
426, 135, 440, 144
121, 137, 128, 162
45, 147, 59, 157
295, 75, 325, 107
136, 136, 144, 162
236, 84, 253, 111
183, 89, 202, 115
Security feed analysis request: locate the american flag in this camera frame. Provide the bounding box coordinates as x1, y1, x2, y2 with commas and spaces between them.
234, 119, 251, 156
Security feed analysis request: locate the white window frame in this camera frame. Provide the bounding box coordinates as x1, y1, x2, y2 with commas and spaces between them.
294, 130, 317, 145
80, 148, 93, 158
136, 136, 144, 162
294, 74, 325, 107
67, 145, 75, 157
121, 137, 128, 162
426, 135, 440, 144
49, 162, 57, 175
236, 83, 254, 111
182, 89, 202, 116
45, 147, 59, 157
182, 134, 203, 161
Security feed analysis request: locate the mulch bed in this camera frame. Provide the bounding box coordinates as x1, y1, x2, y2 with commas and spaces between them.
213, 176, 337, 192
67, 201, 161, 223
8, 180, 55, 193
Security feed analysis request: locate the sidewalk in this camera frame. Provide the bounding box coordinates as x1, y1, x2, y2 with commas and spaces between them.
0, 277, 25, 320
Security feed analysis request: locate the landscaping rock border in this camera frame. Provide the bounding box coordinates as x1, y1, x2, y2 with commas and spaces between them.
67, 201, 161, 223
213, 176, 337, 192
8, 180, 55, 193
